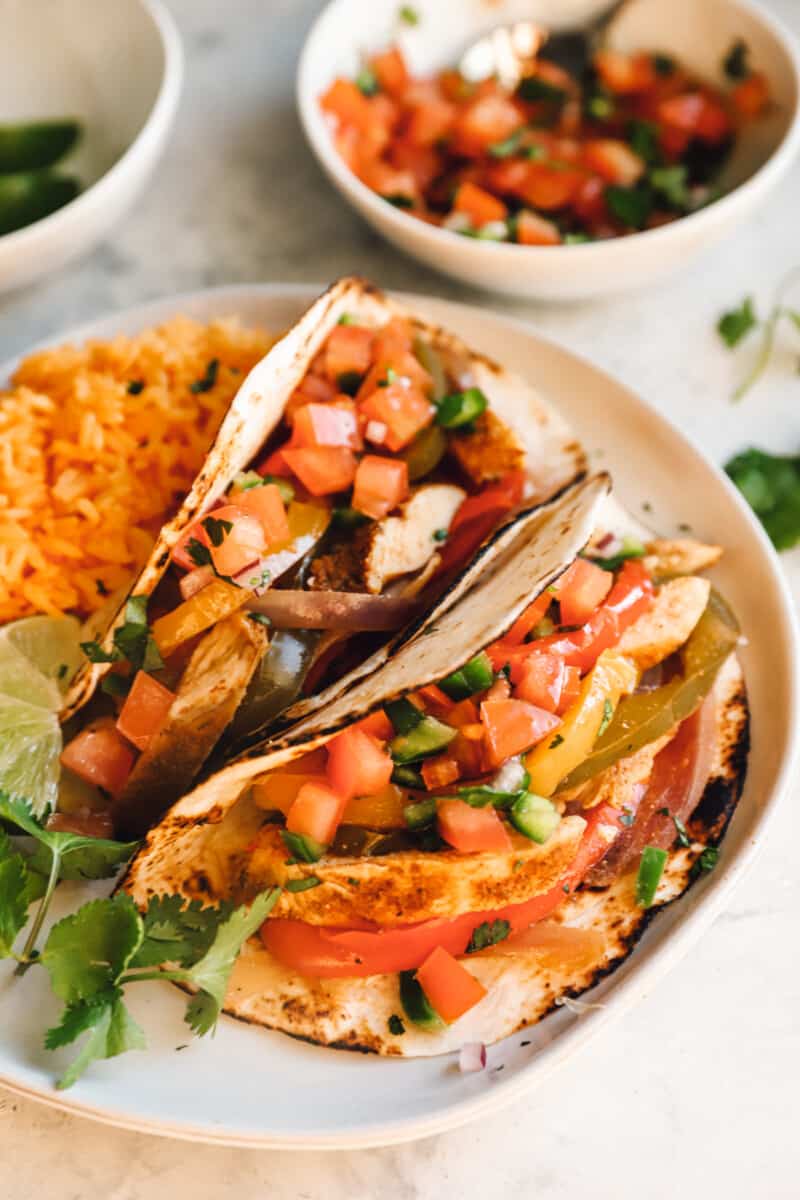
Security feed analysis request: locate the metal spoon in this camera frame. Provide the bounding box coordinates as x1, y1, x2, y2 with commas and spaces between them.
459, 0, 629, 90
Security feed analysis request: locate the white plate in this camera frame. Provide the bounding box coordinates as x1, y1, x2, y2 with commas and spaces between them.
1, 284, 797, 1149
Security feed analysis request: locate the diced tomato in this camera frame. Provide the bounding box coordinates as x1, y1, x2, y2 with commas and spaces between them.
359, 382, 433, 452
605, 559, 655, 625
292, 371, 339, 406
453, 92, 523, 155
320, 78, 374, 133
486, 156, 532, 197
389, 140, 442, 190
61, 718, 136, 795
416, 946, 487, 1022
205, 505, 267, 577
593, 49, 655, 94
116, 671, 175, 753
326, 727, 394, 799
572, 174, 608, 223
437, 798, 512, 853
415, 684, 456, 719
292, 401, 362, 451
562, 802, 625, 889
504, 594, 551, 645
233, 483, 291, 546
658, 92, 731, 142
282, 446, 358, 495
352, 454, 408, 519
445, 697, 479, 727
358, 159, 418, 204
453, 180, 508, 225
582, 139, 645, 185
421, 754, 460, 791
557, 665, 582, 714
286, 780, 346, 845
555, 558, 613, 625
480, 697, 561, 766
513, 652, 565, 713
354, 709, 394, 741
515, 209, 561, 245
521, 164, 584, 210
324, 324, 374, 383
658, 123, 691, 160
406, 97, 456, 147
257, 445, 294, 478
370, 46, 409, 97
732, 72, 769, 118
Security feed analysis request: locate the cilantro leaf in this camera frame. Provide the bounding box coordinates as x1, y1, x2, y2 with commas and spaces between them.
627, 119, 659, 164
79, 640, 119, 664
130, 894, 234, 969
466, 918, 510, 953
649, 165, 690, 210
725, 447, 800, 550
186, 538, 212, 568
0, 831, 34, 956
112, 594, 163, 673
723, 39, 749, 81
41, 894, 143, 1003
190, 359, 219, 394
46, 988, 146, 1090
202, 516, 233, 548
717, 297, 757, 347
605, 184, 652, 228
180, 889, 281, 1035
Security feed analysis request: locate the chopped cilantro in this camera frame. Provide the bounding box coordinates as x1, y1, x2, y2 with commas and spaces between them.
95, 578, 109, 596
338, 312, 357, 325
586, 92, 615, 120
189, 359, 219, 394
100, 673, 131, 699
517, 76, 567, 104
201, 516, 233, 547
488, 129, 526, 158
80, 640, 118, 664
723, 39, 750, 81
717, 296, 757, 347
696, 845, 720, 873
355, 67, 379, 96
186, 538, 212, 568
112, 595, 163, 673
466, 918, 510, 953
549, 733, 565, 749
649, 165, 691, 209
127, 380, 145, 395
398, 4, 419, 25
388, 1013, 406, 1035
248, 612, 272, 627
652, 54, 675, 76
589, 536, 646, 572
605, 184, 652, 228
597, 699, 614, 739
725, 448, 800, 550
628, 119, 660, 163
432, 527, 448, 542
384, 193, 414, 208
57, 663, 68, 680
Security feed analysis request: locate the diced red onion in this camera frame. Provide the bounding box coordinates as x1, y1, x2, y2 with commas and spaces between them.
459, 1042, 487, 1073
595, 532, 618, 552
248, 590, 420, 631
179, 565, 215, 600
46, 808, 114, 839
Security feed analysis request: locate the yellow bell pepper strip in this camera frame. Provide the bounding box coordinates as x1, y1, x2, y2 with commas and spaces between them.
247, 500, 330, 585
525, 651, 638, 797
152, 579, 252, 658
558, 589, 739, 792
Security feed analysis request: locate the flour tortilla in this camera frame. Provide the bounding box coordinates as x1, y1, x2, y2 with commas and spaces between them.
127, 656, 748, 1057
61, 275, 585, 727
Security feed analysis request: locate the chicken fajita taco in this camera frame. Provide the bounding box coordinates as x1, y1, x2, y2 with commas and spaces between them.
58, 277, 585, 835
123, 474, 748, 1055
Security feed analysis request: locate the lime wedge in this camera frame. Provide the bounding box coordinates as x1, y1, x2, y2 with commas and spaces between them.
0, 614, 83, 694
0, 694, 61, 815
0, 642, 60, 709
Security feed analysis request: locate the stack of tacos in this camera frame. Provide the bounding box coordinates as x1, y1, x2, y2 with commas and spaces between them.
124, 472, 748, 1055
58, 278, 584, 835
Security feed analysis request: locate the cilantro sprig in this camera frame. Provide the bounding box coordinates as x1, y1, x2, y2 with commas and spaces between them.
717, 273, 800, 400
80, 594, 163, 673
0, 792, 280, 1088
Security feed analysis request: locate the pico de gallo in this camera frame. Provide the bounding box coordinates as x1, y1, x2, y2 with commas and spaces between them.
59, 311, 531, 821
320, 37, 770, 244
241, 547, 739, 1029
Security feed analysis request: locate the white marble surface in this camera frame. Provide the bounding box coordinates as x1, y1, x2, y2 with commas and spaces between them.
2, 0, 800, 1195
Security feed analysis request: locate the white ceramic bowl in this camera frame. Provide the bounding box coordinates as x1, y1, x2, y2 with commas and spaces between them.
298, 0, 800, 299
0, 0, 182, 293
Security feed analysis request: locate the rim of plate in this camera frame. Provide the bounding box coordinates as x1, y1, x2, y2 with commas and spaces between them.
1, 283, 797, 1150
